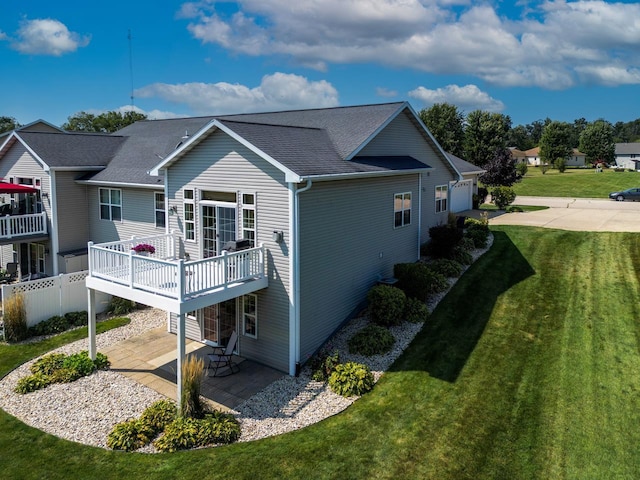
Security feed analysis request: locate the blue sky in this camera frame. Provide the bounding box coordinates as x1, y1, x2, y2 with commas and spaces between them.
1, 1, 639, 128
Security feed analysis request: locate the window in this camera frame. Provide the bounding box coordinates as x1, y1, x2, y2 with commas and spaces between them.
241, 193, 256, 247
99, 188, 122, 221
242, 294, 257, 338
155, 192, 165, 228
435, 185, 448, 213
183, 189, 195, 241
394, 192, 411, 228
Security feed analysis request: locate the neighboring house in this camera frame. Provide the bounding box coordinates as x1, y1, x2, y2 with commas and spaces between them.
523, 146, 586, 166
614, 143, 640, 170
85, 102, 463, 384
509, 147, 527, 164
446, 152, 485, 212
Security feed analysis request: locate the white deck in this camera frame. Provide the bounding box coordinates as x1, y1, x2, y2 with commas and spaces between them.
86, 233, 268, 314
0, 212, 47, 240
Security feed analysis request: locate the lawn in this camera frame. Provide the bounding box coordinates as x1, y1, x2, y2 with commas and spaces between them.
511, 167, 640, 198
2, 227, 640, 479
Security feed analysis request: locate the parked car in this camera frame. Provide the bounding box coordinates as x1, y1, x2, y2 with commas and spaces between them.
609, 187, 640, 201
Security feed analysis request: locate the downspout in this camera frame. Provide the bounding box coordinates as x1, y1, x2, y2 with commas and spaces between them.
288, 179, 312, 376
418, 173, 422, 260
49, 170, 59, 276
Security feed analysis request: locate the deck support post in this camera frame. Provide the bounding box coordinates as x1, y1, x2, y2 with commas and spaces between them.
88, 287, 96, 360
176, 313, 186, 411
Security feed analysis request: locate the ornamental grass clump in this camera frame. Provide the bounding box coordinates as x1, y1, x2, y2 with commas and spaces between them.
180, 355, 205, 418
4, 292, 28, 342
329, 362, 375, 397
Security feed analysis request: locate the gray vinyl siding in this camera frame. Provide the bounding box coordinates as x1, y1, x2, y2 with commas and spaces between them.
87, 186, 164, 244
166, 129, 291, 372
357, 110, 457, 243
169, 313, 203, 342
55, 171, 90, 253
0, 142, 54, 274
298, 175, 420, 360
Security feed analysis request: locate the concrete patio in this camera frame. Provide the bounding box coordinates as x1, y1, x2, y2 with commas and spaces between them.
101, 326, 284, 411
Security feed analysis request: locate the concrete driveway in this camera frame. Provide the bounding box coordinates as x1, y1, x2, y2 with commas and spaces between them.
479, 196, 640, 232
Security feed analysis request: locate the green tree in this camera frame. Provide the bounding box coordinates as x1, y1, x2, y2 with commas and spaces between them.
539, 121, 573, 167
479, 148, 522, 187
463, 110, 512, 166
0, 116, 21, 134
579, 120, 615, 165
570, 117, 589, 148
418, 103, 465, 157
62, 110, 147, 133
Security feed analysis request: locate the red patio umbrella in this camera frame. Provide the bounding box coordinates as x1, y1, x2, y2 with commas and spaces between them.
0, 181, 38, 194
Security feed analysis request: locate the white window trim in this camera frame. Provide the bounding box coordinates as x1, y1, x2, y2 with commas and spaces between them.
435, 185, 448, 213
242, 294, 258, 339
99, 187, 122, 222
394, 192, 412, 228
183, 189, 196, 242
240, 192, 256, 247
154, 192, 165, 229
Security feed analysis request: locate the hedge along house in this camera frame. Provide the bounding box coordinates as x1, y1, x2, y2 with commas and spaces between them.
85, 102, 461, 405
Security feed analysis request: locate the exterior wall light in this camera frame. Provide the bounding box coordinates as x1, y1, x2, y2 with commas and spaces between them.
272, 230, 284, 243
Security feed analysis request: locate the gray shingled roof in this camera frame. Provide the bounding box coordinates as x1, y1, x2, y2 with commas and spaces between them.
445, 152, 485, 175
615, 143, 640, 155
17, 131, 125, 168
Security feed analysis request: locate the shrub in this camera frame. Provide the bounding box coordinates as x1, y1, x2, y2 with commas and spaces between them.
465, 226, 489, 249
140, 400, 177, 435
14, 373, 51, 394
31, 353, 67, 375
541, 163, 550, 174
427, 224, 463, 258
107, 419, 154, 452
394, 263, 448, 301
27, 311, 89, 337
180, 356, 205, 419
154, 417, 201, 452
491, 186, 516, 209
348, 324, 395, 356
64, 311, 88, 327
107, 296, 136, 316
451, 245, 473, 265
94, 352, 111, 370
516, 162, 528, 177
554, 157, 567, 173
429, 258, 463, 278
4, 292, 28, 342
63, 351, 96, 377
197, 411, 241, 445
367, 285, 406, 327
309, 348, 340, 382
404, 297, 429, 323
329, 362, 375, 397
459, 237, 476, 252
50, 367, 82, 383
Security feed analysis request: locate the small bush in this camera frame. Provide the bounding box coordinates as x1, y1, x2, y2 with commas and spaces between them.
329, 362, 375, 397
429, 258, 463, 278
427, 224, 463, 258
64, 311, 88, 327
348, 324, 395, 356
27, 311, 89, 337
63, 351, 96, 377
404, 297, 429, 323
153, 417, 201, 452
181, 356, 205, 419
465, 226, 489, 249
516, 162, 528, 177
4, 292, 28, 342
94, 352, 111, 370
197, 411, 241, 445
309, 348, 340, 382
30, 353, 67, 375
14, 373, 51, 394
450, 245, 473, 265
459, 237, 476, 252
491, 186, 516, 209
140, 400, 177, 435
50, 367, 82, 383
107, 296, 136, 316
394, 263, 447, 301
554, 157, 567, 173
107, 419, 154, 452
477, 187, 488, 204
367, 285, 406, 327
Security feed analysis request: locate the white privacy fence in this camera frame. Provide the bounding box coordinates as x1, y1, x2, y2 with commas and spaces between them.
2, 271, 110, 327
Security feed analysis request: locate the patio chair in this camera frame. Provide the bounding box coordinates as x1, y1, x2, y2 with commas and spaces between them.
5, 262, 18, 282
206, 330, 239, 377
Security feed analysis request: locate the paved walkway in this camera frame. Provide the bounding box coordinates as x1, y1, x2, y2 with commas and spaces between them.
464, 196, 640, 232
101, 327, 284, 411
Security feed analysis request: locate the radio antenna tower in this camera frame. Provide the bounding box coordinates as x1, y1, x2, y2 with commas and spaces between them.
128, 29, 135, 110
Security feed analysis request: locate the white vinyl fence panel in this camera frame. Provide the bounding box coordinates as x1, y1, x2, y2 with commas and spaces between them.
2, 271, 111, 327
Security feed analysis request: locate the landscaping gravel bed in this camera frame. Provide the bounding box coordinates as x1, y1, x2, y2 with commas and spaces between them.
0, 234, 492, 451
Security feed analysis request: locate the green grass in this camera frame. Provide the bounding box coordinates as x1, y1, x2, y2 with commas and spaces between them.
2, 230, 640, 479
480, 204, 549, 212
511, 167, 640, 197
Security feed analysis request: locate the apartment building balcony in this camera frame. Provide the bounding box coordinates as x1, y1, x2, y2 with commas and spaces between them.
0, 212, 48, 244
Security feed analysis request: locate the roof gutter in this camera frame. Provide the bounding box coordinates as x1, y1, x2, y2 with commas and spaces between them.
75, 180, 164, 189
293, 166, 433, 183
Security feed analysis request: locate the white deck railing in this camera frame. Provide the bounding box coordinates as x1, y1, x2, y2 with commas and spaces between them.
88, 233, 266, 302
0, 212, 47, 239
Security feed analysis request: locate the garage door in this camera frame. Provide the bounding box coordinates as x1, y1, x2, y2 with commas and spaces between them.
450, 180, 472, 213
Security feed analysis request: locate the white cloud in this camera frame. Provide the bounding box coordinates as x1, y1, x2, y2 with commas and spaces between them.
179, 0, 640, 89
134, 72, 339, 114
0, 31, 7, 41
376, 87, 398, 98
11, 19, 90, 56
114, 105, 186, 120
409, 84, 504, 112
